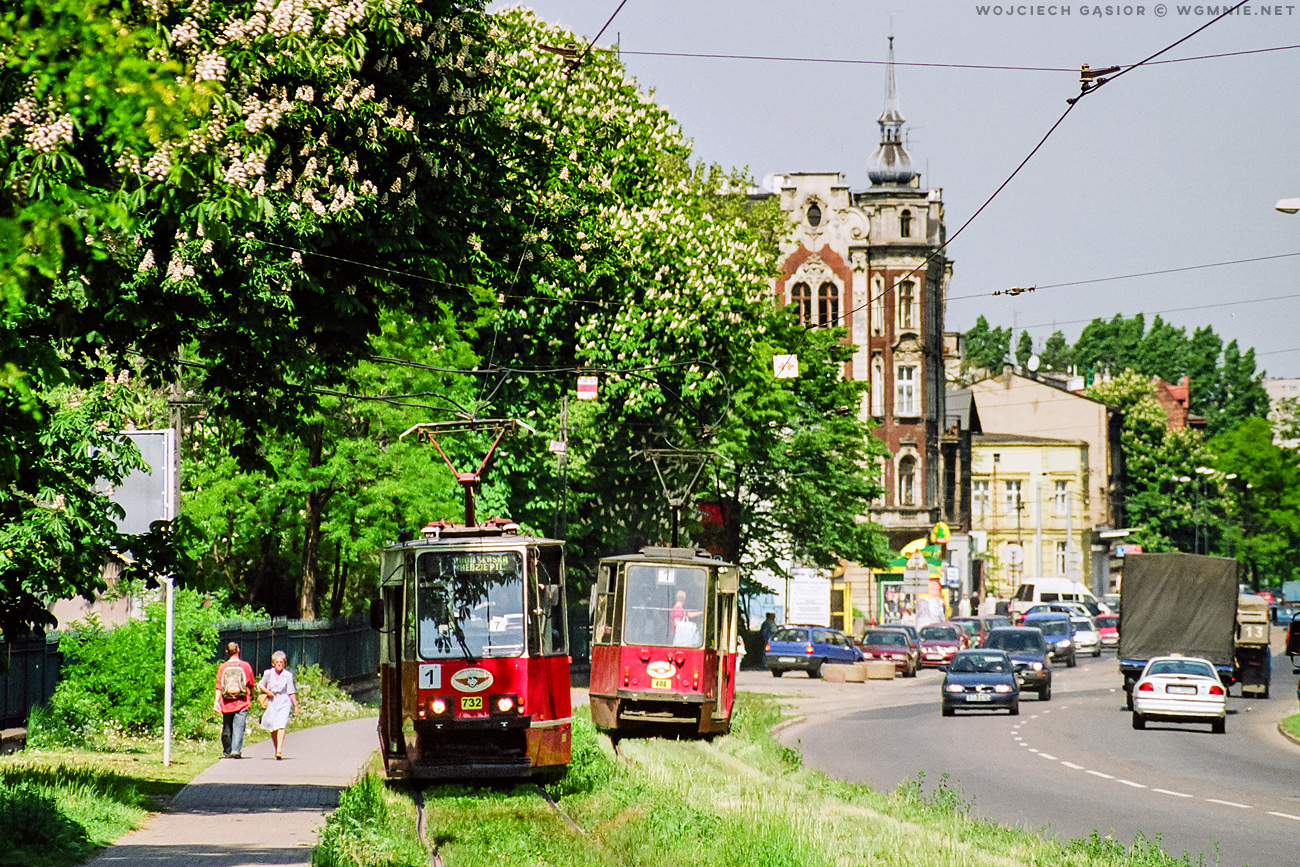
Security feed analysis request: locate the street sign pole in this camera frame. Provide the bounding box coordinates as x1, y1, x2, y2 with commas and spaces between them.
162, 576, 174, 766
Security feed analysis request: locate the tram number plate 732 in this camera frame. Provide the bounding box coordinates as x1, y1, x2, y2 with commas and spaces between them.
460, 696, 483, 710
651, 678, 671, 690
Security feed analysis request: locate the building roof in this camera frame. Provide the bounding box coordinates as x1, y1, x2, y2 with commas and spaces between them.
973, 431, 1088, 447
866, 37, 917, 187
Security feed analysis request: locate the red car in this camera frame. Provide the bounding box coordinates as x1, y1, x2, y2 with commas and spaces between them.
918, 622, 968, 669
1095, 613, 1120, 648
858, 628, 920, 677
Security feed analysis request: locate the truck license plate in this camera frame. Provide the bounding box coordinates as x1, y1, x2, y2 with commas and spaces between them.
651, 678, 671, 689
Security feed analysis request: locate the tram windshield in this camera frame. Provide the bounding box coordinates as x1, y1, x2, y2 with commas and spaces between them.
416, 550, 525, 660
622, 564, 707, 648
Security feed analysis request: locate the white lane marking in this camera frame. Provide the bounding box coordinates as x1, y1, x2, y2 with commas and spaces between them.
1117, 780, 1147, 788
1061, 761, 1084, 770
1206, 799, 1251, 809
1018, 742, 1029, 747
1013, 735, 1022, 741
1268, 811, 1300, 821
1086, 770, 1114, 779
1153, 789, 1192, 798
1038, 752, 1058, 760
1028, 748, 1039, 753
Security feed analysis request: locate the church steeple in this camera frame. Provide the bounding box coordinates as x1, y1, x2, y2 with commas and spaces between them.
867, 37, 917, 186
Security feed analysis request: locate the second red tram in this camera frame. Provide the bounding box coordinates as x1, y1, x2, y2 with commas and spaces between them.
588, 546, 740, 737
372, 519, 572, 780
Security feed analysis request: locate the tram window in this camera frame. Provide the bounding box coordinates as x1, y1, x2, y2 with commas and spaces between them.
415, 550, 525, 660
622, 565, 707, 648
593, 566, 617, 645
530, 546, 568, 656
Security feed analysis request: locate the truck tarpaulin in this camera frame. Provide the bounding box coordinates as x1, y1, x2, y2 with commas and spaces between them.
1119, 553, 1238, 668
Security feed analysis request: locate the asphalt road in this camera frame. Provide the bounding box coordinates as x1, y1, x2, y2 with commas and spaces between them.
745, 643, 1300, 867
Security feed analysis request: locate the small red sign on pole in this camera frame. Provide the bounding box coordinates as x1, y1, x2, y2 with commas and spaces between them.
577, 375, 598, 400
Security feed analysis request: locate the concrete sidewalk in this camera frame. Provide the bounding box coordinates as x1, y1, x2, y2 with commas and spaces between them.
84, 716, 378, 867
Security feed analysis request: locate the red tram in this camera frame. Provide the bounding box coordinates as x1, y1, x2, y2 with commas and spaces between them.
588, 546, 740, 738
371, 422, 571, 780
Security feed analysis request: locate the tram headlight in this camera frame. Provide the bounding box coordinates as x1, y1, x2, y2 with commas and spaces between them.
489, 693, 520, 716
429, 697, 448, 715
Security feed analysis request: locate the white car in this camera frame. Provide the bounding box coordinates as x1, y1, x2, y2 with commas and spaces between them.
1131, 655, 1227, 734
1070, 616, 1102, 657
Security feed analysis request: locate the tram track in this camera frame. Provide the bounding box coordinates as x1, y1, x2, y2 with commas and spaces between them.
412, 788, 445, 867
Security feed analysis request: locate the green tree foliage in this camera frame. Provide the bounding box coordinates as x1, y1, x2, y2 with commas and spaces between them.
1071, 315, 1268, 436
1039, 330, 1072, 372
0, 0, 528, 626
1209, 417, 1300, 584
1014, 330, 1034, 369
156, 7, 888, 614
1085, 370, 1215, 553
961, 315, 1010, 377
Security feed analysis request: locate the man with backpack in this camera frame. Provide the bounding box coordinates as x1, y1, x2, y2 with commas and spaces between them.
214, 641, 256, 758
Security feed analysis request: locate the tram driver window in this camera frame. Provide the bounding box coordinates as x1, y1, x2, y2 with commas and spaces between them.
622, 565, 707, 648
416, 551, 525, 660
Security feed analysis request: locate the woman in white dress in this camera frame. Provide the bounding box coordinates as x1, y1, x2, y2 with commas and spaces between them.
257, 651, 300, 760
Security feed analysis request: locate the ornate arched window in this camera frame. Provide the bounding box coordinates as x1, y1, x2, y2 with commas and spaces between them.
900, 209, 912, 238
897, 280, 916, 330
898, 456, 917, 506
817, 282, 838, 327
790, 282, 812, 324
871, 276, 885, 335
807, 201, 822, 227
870, 353, 885, 416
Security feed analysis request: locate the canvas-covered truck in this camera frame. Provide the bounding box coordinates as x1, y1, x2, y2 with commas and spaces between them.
1234, 594, 1271, 698
1119, 553, 1238, 709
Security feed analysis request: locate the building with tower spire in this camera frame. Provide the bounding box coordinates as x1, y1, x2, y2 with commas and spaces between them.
763, 38, 958, 614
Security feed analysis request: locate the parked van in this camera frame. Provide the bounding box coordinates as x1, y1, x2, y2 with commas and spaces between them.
1011, 578, 1099, 621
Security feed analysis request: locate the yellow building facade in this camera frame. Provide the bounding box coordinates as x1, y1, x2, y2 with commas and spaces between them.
970, 433, 1090, 599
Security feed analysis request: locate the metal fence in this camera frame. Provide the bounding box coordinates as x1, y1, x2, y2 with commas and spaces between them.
1, 634, 64, 729
214, 611, 378, 686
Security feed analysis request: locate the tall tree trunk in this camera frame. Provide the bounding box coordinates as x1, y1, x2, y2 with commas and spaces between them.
328, 539, 345, 619
299, 422, 325, 621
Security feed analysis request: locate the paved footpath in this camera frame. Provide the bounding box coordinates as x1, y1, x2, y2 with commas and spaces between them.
84, 716, 378, 867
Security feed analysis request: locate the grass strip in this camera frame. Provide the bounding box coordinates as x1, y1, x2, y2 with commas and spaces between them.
315, 694, 1217, 867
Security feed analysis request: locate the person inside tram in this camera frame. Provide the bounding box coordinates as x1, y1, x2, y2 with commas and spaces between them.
670, 589, 702, 646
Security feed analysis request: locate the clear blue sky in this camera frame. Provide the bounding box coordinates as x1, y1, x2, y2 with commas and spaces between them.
493, 1, 1300, 378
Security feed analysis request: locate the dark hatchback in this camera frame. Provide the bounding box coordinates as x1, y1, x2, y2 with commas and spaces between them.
981, 627, 1053, 700
764, 625, 864, 678
942, 649, 1019, 716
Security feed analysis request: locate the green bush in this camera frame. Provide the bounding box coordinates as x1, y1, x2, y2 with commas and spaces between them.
28, 589, 259, 747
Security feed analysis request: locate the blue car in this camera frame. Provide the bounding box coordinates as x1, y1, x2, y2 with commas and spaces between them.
942, 649, 1019, 716
764, 625, 864, 678
1023, 612, 1077, 667
982, 627, 1053, 700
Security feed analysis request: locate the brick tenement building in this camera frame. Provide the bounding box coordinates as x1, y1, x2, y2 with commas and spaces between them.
1151, 375, 1206, 431
768, 39, 953, 553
